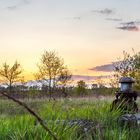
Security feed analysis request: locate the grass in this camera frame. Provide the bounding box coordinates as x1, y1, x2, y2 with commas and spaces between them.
0, 97, 140, 140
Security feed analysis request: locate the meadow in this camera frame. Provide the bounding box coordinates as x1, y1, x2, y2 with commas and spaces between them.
0, 97, 140, 140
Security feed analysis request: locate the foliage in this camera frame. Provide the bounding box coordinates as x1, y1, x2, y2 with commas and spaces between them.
58, 68, 72, 97
76, 80, 87, 95
0, 61, 23, 93
114, 51, 134, 77
58, 67, 72, 87
35, 51, 71, 98
132, 52, 140, 90
95, 76, 106, 88
113, 51, 140, 90
1, 98, 140, 140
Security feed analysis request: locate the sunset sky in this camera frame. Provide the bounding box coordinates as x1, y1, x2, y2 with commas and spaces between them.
0, 0, 140, 81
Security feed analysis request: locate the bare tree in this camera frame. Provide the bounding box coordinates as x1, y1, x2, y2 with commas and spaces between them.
0, 61, 23, 93
35, 51, 71, 99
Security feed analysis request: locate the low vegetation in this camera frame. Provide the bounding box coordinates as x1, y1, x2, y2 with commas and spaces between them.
0, 97, 140, 140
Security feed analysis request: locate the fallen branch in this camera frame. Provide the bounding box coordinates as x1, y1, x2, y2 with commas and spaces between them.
0, 92, 58, 140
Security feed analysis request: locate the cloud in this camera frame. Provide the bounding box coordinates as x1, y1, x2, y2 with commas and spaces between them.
72, 75, 110, 81
64, 8, 114, 21
117, 21, 140, 31
64, 16, 81, 21
117, 26, 139, 31
6, 0, 30, 10
121, 21, 140, 25
91, 8, 114, 15
23, 0, 30, 4
106, 18, 122, 21
89, 63, 115, 72
7, 5, 18, 10
73, 17, 81, 20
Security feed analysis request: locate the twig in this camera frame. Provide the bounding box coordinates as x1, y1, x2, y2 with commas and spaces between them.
0, 92, 58, 140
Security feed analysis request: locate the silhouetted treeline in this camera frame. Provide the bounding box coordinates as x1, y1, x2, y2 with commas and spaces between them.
0, 85, 119, 99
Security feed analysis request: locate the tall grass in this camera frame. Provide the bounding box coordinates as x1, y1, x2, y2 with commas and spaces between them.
0, 97, 140, 140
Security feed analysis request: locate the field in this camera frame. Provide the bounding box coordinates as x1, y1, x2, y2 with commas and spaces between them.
0, 96, 140, 140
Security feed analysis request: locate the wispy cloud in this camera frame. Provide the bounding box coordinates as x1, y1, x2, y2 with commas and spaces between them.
106, 18, 122, 22
6, 0, 30, 10
89, 63, 115, 72
7, 5, 17, 10
64, 8, 114, 21
64, 16, 81, 20
117, 21, 140, 31
121, 21, 140, 25
117, 26, 139, 31
23, 0, 30, 4
91, 8, 114, 15
73, 17, 81, 20
72, 75, 110, 81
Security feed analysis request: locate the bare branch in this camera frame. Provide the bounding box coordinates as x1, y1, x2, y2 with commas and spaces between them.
0, 92, 58, 140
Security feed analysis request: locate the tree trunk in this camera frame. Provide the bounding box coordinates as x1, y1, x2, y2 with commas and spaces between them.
9, 81, 12, 94
48, 77, 52, 100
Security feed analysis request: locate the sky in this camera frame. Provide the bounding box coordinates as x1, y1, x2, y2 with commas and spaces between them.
0, 0, 140, 81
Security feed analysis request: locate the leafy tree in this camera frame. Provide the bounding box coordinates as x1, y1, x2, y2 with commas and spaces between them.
91, 84, 98, 89
58, 68, 72, 97
76, 80, 87, 96
114, 51, 134, 77
113, 51, 140, 90
35, 51, 71, 98
131, 52, 140, 90
96, 76, 105, 88
0, 61, 23, 93
109, 76, 119, 88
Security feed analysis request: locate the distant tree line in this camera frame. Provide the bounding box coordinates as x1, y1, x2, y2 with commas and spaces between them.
0, 50, 140, 98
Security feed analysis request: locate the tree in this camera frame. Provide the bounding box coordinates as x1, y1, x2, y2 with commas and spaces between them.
58, 68, 72, 97
35, 51, 71, 98
0, 61, 23, 93
113, 51, 134, 87
91, 84, 98, 89
114, 51, 134, 77
113, 51, 140, 90
96, 76, 105, 88
76, 80, 87, 96
131, 52, 140, 90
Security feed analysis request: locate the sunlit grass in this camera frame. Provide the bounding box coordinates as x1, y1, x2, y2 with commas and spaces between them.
0, 97, 140, 140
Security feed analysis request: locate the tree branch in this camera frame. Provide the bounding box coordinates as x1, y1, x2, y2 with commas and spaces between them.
0, 92, 58, 140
